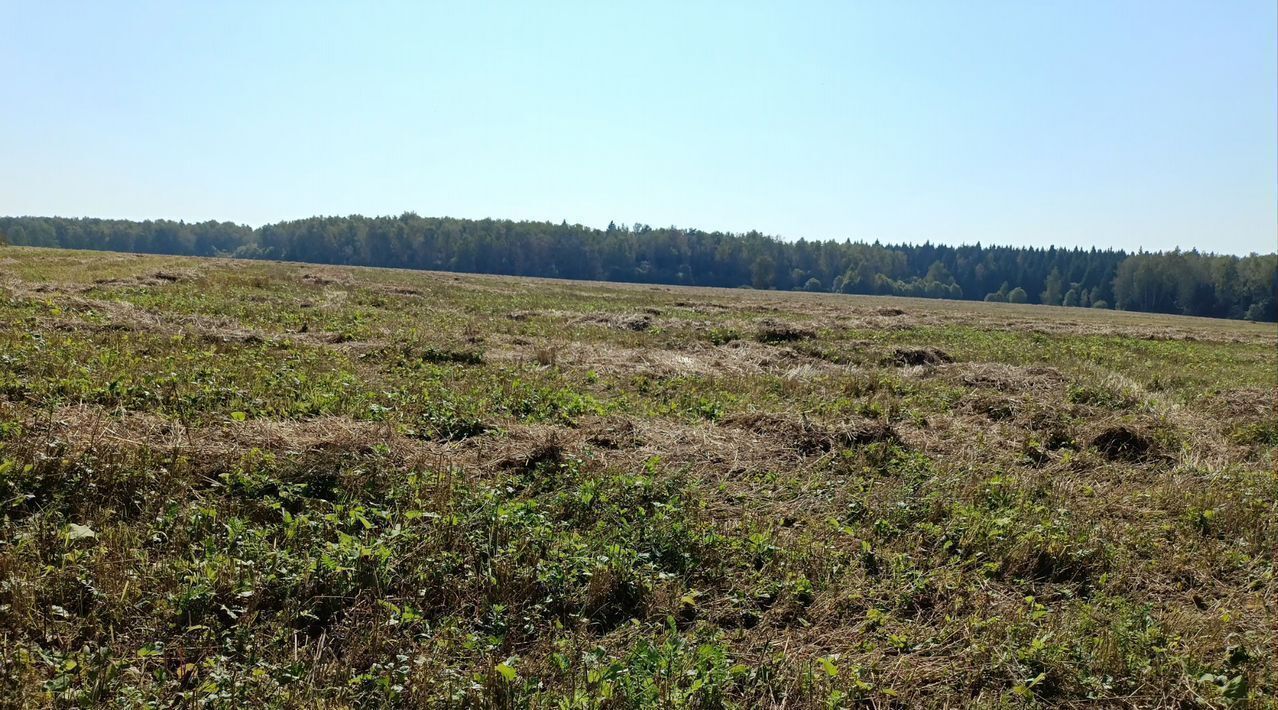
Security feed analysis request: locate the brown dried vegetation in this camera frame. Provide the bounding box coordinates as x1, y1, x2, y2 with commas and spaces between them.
0, 246, 1274, 707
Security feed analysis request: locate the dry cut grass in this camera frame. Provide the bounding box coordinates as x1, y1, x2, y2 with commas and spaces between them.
0, 246, 1274, 708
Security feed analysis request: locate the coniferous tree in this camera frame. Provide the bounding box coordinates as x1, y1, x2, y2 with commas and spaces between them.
1041, 268, 1064, 305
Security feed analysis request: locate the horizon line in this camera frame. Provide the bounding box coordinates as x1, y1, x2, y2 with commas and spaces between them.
3, 211, 1274, 258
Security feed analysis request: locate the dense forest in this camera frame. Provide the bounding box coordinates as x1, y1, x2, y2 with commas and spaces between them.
1, 214, 1274, 321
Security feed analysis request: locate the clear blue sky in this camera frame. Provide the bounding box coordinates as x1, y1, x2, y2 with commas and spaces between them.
2, 1, 1274, 254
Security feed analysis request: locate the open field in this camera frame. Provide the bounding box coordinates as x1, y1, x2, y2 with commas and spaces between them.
0, 246, 1275, 708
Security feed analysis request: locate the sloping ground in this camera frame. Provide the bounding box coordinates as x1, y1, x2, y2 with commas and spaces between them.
0, 246, 1275, 708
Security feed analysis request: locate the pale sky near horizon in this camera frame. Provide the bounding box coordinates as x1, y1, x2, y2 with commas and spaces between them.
2, 1, 1275, 254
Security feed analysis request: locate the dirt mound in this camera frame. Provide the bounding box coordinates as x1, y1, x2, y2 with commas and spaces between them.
500, 440, 564, 472
88, 269, 197, 289
953, 363, 1065, 395
1090, 426, 1157, 462
616, 314, 653, 331
578, 313, 653, 331
582, 416, 644, 450
755, 321, 816, 343
301, 272, 350, 287
377, 285, 424, 296
964, 393, 1018, 421
674, 300, 730, 311
723, 412, 897, 456
486, 428, 579, 477
892, 347, 953, 367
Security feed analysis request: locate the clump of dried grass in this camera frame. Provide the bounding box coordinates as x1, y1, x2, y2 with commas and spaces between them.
301, 270, 352, 287
891, 347, 953, 367
754, 320, 816, 343
576, 312, 654, 332
722, 411, 898, 457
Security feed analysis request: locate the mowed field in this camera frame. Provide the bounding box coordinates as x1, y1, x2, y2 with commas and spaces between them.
0, 246, 1274, 708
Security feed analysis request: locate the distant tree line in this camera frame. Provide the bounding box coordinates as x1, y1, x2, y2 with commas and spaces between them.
1, 214, 1273, 321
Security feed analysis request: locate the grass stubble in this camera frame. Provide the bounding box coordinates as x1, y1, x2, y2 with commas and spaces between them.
0, 247, 1274, 708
